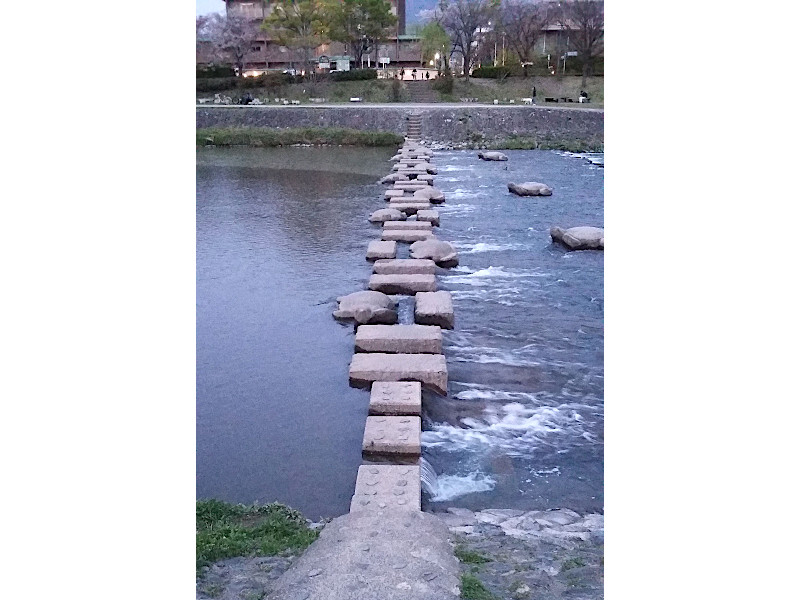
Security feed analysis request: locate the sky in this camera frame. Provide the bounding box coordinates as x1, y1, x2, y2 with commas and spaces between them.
196, 0, 224, 16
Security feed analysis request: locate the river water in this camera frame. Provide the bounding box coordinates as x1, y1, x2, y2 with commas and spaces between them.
196, 146, 603, 519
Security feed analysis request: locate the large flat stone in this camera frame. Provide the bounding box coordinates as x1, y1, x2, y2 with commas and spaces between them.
382, 220, 433, 231
368, 274, 437, 294
390, 203, 433, 215
416, 210, 440, 226
349, 353, 448, 395
369, 381, 422, 415
415, 291, 454, 330
381, 230, 434, 243
366, 240, 397, 261
394, 183, 430, 191
264, 511, 461, 600
415, 174, 435, 184
373, 259, 436, 275
362, 416, 421, 458
350, 465, 421, 512
384, 189, 406, 199
355, 325, 442, 354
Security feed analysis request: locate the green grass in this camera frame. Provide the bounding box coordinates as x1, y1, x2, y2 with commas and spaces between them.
442, 75, 604, 107
196, 499, 319, 574
197, 127, 403, 147
485, 136, 603, 152
561, 557, 587, 570
454, 546, 492, 564
461, 573, 496, 600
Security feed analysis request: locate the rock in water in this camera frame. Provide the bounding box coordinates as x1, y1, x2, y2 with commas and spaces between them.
413, 187, 445, 204
333, 290, 398, 324
508, 181, 553, 196
550, 226, 604, 250
409, 239, 459, 268
369, 208, 405, 223
478, 151, 508, 161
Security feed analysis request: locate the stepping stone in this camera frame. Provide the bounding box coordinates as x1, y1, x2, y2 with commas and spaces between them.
355, 324, 442, 354
384, 189, 406, 199
349, 353, 448, 395
415, 291, 454, 329
362, 416, 421, 458
382, 220, 433, 231
394, 183, 430, 191
368, 381, 422, 415
373, 259, 436, 275
368, 274, 437, 294
366, 240, 397, 261
350, 465, 421, 512
390, 203, 432, 215
416, 210, 440, 226
415, 174, 435, 184
381, 230, 434, 243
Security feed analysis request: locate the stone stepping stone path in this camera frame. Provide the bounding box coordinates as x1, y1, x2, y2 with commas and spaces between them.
373, 259, 436, 275
416, 210, 440, 225
366, 240, 396, 261
380, 229, 433, 243
355, 325, 442, 354
350, 465, 421, 512
362, 415, 421, 458
415, 291, 455, 329
388, 203, 432, 215
349, 352, 448, 395
384, 189, 406, 199
368, 381, 422, 415
382, 220, 433, 231
368, 273, 437, 294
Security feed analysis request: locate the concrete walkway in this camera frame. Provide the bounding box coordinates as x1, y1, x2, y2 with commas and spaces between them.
264, 510, 460, 600
197, 102, 604, 113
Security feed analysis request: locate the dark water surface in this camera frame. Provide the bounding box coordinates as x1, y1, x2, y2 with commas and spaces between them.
196, 146, 603, 518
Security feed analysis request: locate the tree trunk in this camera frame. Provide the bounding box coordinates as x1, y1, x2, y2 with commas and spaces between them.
581, 60, 588, 88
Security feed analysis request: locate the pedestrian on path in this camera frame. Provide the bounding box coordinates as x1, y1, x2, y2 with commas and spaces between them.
531, 85, 537, 104
425, 71, 430, 80
412, 68, 417, 80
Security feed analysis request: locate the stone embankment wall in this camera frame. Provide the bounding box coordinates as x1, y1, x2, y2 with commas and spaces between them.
196, 106, 603, 146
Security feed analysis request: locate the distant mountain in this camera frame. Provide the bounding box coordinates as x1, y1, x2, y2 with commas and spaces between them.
406, 0, 440, 28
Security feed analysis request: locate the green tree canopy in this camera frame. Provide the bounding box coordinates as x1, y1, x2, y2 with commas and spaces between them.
323, 0, 397, 66
263, 0, 328, 77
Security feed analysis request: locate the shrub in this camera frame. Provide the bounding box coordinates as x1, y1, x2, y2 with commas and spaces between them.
197, 64, 236, 78
471, 66, 512, 79
390, 78, 402, 102
196, 77, 238, 92
331, 68, 377, 82
432, 74, 454, 94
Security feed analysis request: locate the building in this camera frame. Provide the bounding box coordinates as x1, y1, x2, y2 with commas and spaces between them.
217, 0, 420, 75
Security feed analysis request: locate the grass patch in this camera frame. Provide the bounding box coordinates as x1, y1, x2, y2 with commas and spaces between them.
196, 499, 319, 574
461, 573, 496, 600
197, 79, 410, 103
562, 557, 587, 570
197, 127, 403, 148
454, 546, 492, 564
484, 136, 603, 152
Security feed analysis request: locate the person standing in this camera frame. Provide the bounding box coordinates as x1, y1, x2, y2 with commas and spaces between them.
412, 68, 417, 80
531, 85, 537, 104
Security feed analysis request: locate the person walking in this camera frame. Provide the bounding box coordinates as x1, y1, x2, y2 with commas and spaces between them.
531, 85, 537, 105
425, 71, 430, 81
412, 68, 417, 80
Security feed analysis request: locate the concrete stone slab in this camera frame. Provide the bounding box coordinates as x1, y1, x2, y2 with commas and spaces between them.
368, 274, 437, 294
415, 174, 435, 184
264, 510, 461, 600
394, 183, 430, 191
366, 240, 397, 261
355, 324, 442, 354
373, 259, 436, 275
350, 465, 421, 512
390, 203, 432, 215
382, 221, 433, 231
416, 210, 440, 226
349, 353, 448, 395
384, 189, 406, 199
368, 381, 422, 415
362, 416, 421, 458
388, 196, 429, 205
381, 230, 434, 242
415, 291, 455, 330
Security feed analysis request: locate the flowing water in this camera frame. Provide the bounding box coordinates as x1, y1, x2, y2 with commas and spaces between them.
196, 146, 603, 518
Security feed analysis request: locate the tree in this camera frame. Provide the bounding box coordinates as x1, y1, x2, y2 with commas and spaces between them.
558, 0, 603, 87
419, 20, 451, 73
205, 14, 263, 77
440, 0, 499, 79
498, 0, 547, 77
263, 0, 328, 79
324, 0, 397, 67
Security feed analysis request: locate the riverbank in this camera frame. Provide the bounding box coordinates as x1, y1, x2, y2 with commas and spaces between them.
197, 127, 403, 147
196, 106, 603, 150
196, 503, 603, 600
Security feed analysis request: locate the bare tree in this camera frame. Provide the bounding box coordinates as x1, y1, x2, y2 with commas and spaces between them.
440, 0, 499, 79
498, 0, 547, 77
558, 0, 603, 87
205, 14, 263, 77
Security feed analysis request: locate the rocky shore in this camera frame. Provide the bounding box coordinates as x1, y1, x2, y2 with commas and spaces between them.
196, 508, 603, 600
